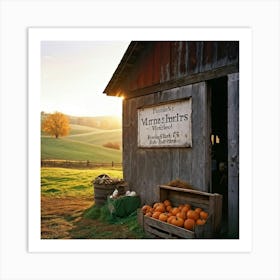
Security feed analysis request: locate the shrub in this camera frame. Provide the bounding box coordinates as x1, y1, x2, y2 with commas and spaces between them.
103, 142, 120, 150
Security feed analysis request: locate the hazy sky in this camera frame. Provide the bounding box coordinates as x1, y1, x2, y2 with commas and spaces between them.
41, 41, 130, 117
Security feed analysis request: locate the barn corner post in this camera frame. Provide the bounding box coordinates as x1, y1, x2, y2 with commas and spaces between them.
227, 72, 239, 238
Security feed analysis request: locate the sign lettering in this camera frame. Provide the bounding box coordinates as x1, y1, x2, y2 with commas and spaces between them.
138, 99, 192, 147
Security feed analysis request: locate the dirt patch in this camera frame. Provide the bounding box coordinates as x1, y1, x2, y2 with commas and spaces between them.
69, 218, 140, 239
41, 196, 93, 239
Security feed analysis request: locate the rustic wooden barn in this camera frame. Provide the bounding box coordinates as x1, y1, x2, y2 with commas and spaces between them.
104, 41, 239, 238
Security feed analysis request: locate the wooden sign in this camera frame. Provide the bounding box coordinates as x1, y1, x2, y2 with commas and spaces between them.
138, 99, 192, 148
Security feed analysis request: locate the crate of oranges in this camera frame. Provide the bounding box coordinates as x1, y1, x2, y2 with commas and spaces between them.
138, 185, 223, 239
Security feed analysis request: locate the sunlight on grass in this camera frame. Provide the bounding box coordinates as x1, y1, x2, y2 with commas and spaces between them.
41, 137, 122, 162
41, 167, 123, 198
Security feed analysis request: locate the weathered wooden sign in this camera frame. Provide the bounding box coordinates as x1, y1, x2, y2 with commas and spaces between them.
138, 99, 192, 148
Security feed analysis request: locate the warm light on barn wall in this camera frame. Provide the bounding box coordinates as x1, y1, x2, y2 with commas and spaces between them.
116, 90, 126, 100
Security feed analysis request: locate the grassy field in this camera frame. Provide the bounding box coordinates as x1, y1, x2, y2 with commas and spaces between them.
41, 124, 122, 163
66, 126, 122, 145
41, 167, 147, 239
41, 137, 121, 162
41, 167, 123, 198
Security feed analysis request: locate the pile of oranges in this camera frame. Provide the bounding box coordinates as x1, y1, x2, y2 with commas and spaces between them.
141, 199, 209, 231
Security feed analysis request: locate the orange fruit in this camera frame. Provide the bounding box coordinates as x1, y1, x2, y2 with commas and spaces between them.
152, 211, 161, 219
159, 213, 168, 222
141, 205, 152, 214
196, 219, 206, 225
170, 217, 184, 227
163, 200, 171, 207
200, 211, 209, 220
176, 211, 187, 220
187, 210, 200, 221
194, 207, 202, 214
145, 212, 152, 217
153, 202, 163, 209
181, 205, 191, 213
155, 204, 165, 213
167, 215, 176, 224
171, 207, 180, 216
184, 218, 195, 230
166, 205, 172, 212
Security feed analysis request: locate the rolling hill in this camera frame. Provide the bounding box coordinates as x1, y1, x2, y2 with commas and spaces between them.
41, 120, 122, 163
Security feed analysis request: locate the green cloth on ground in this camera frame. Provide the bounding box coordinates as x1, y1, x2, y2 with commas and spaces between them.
107, 195, 141, 218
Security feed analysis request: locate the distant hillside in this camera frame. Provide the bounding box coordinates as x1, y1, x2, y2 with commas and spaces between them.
69, 115, 121, 130
41, 137, 122, 163
66, 126, 122, 146
41, 112, 122, 130
41, 113, 122, 163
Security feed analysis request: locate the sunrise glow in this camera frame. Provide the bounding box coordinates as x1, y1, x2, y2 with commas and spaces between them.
41, 41, 129, 117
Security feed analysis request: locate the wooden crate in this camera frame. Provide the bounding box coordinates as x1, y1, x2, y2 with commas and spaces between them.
138, 185, 223, 239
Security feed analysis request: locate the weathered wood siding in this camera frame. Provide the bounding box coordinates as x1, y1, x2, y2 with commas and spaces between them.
227, 73, 239, 238
123, 82, 210, 205
127, 41, 239, 94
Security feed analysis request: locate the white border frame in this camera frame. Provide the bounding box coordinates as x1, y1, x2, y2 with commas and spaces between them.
28, 27, 252, 253
1, 1, 279, 279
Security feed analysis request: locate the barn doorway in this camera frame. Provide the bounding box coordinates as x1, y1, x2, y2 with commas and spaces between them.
209, 76, 229, 235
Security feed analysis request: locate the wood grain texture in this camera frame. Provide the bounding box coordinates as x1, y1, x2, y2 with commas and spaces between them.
227, 73, 239, 238
123, 82, 211, 205
126, 64, 238, 99
144, 216, 195, 239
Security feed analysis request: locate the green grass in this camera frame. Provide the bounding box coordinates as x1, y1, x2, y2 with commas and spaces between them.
41, 137, 122, 162
68, 124, 103, 135
66, 128, 122, 146
41, 167, 123, 198
82, 203, 148, 239
41, 120, 122, 163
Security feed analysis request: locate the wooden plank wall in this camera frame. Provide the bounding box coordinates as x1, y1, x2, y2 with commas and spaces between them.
227, 73, 239, 238
123, 82, 211, 205
127, 41, 239, 93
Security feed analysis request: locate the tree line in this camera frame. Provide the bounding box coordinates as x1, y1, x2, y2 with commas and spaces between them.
41, 111, 121, 131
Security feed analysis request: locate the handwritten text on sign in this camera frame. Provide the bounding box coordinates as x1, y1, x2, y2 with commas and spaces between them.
138, 99, 192, 147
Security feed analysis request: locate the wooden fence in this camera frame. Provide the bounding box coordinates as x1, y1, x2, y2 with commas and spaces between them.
41, 160, 122, 169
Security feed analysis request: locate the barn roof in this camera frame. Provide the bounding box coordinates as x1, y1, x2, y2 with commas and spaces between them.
103, 41, 151, 97
103, 41, 239, 98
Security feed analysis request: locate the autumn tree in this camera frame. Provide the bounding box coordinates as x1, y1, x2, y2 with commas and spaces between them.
42, 112, 70, 138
